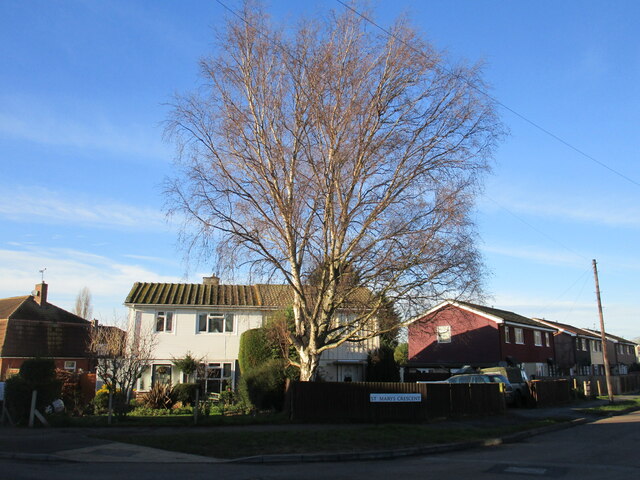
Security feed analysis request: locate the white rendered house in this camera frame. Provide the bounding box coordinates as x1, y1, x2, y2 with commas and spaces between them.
125, 276, 377, 393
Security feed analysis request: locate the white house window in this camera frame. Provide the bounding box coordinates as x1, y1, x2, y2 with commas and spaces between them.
199, 362, 233, 393
545, 332, 550, 347
64, 361, 76, 371
197, 313, 234, 333
514, 328, 524, 345
155, 311, 174, 332
152, 364, 172, 386
582, 339, 588, 351
504, 326, 510, 343
436, 325, 451, 344
534, 330, 542, 346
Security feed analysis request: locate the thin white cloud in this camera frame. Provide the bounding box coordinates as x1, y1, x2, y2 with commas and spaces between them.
0, 246, 182, 317
0, 186, 168, 231
0, 95, 170, 160
491, 293, 637, 340
481, 244, 585, 268
481, 191, 640, 229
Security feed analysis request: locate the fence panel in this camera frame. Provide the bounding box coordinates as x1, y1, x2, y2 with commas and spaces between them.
530, 379, 572, 406
285, 381, 504, 422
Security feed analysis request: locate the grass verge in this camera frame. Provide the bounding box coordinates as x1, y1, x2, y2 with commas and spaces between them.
48, 412, 289, 428
577, 398, 640, 416
97, 419, 564, 459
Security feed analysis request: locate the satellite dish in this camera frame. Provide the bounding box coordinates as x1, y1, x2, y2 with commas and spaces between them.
31, 289, 39, 296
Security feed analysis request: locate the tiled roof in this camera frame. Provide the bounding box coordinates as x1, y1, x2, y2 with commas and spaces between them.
0, 294, 90, 357
586, 329, 637, 345
533, 318, 600, 339
126, 282, 374, 308
453, 300, 555, 329
0, 296, 29, 320
125, 282, 262, 307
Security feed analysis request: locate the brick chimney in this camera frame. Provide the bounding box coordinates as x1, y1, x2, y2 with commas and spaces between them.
203, 275, 220, 286
33, 282, 48, 306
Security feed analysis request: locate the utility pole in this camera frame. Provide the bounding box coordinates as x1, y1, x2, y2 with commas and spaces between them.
592, 259, 614, 403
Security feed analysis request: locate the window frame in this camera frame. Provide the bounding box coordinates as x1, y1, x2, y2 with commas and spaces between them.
155, 311, 174, 333
197, 312, 235, 334
545, 332, 550, 347
504, 326, 510, 344
534, 330, 542, 347
436, 325, 451, 344
63, 360, 76, 371
198, 362, 234, 394
514, 327, 524, 345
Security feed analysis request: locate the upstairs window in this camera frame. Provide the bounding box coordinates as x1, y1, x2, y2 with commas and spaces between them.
504, 326, 511, 343
155, 311, 174, 332
545, 332, 550, 347
534, 330, 542, 346
514, 328, 524, 345
436, 325, 451, 344
198, 313, 234, 333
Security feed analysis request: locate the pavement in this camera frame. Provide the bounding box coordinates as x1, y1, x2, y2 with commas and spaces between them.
0, 395, 638, 464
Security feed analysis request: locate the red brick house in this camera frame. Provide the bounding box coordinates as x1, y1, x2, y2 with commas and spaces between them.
532, 318, 603, 376
408, 300, 557, 378
0, 282, 92, 379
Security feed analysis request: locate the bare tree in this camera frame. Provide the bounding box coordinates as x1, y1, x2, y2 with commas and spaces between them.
166, 2, 503, 380
73, 287, 93, 320
89, 320, 156, 403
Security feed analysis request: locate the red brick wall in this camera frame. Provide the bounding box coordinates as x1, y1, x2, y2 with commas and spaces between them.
409, 306, 501, 365
408, 305, 556, 367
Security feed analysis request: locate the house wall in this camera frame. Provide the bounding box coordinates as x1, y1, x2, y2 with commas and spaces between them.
552, 333, 576, 374
408, 307, 502, 366
0, 357, 92, 380
130, 306, 264, 391
130, 306, 377, 388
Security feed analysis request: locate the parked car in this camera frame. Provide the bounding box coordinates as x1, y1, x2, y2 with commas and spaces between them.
480, 366, 531, 406
443, 373, 516, 405
445, 374, 491, 384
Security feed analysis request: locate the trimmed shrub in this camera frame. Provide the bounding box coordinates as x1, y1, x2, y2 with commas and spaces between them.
238, 328, 272, 374
239, 358, 287, 411
366, 345, 400, 382
173, 383, 199, 406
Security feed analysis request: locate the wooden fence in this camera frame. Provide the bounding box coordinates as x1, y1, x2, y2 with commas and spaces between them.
284, 381, 505, 422
529, 379, 572, 407
560, 374, 640, 397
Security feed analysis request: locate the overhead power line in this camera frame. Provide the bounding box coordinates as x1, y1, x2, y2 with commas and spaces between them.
336, 0, 640, 189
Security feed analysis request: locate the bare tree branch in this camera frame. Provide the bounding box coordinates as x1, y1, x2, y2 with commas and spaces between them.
165, 1, 503, 380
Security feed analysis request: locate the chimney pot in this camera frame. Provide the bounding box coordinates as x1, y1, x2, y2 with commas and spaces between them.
203, 275, 220, 286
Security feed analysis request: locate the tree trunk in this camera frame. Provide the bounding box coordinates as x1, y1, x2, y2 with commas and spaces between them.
298, 348, 321, 381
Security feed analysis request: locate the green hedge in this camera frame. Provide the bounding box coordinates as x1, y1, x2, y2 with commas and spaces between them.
239, 359, 287, 411
238, 328, 272, 374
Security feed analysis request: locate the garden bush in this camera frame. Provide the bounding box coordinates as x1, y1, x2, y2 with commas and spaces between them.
366, 345, 400, 382
239, 358, 287, 411
238, 328, 272, 374
4, 358, 62, 423
143, 383, 175, 409
92, 386, 129, 415
172, 383, 199, 406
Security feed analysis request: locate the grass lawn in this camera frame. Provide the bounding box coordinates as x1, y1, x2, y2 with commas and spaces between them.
97, 419, 563, 459
578, 398, 640, 416
49, 412, 289, 428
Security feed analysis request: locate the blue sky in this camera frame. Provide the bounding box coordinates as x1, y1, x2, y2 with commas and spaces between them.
1, 1, 638, 339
